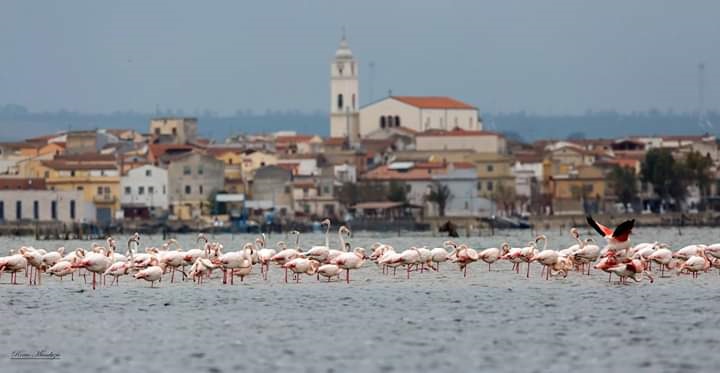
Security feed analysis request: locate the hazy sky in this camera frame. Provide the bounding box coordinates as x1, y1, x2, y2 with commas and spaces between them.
1, 0, 718, 115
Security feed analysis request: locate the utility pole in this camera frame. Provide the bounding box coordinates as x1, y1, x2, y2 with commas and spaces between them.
698, 63, 706, 128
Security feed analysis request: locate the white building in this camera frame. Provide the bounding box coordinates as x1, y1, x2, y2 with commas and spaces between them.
328, 36, 482, 139
0, 190, 94, 223
120, 165, 169, 212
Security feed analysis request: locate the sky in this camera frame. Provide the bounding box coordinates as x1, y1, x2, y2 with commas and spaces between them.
0, 0, 718, 115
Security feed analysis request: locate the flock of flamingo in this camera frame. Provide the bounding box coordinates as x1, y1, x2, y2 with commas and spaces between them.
1, 217, 719, 288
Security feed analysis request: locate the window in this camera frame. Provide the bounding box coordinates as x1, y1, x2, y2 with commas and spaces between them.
51, 201, 57, 220
199, 185, 204, 194
138, 186, 145, 195
124, 186, 131, 195
148, 186, 154, 194
76, 186, 84, 191
337, 94, 343, 110
228, 158, 233, 165
33, 200, 39, 220
70, 200, 76, 220
172, 128, 177, 136
154, 128, 161, 135
380, 116, 386, 129
145, 169, 152, 177
16, 201, 21, 219
352, 94, 356, 110
104, 186, 110, 194
323, 186, 330, 194
395, 116, 401, 127
487, 181, 494, 191
303, 204, 310, 214
97, 186, 103, 195
185, 185, 191, 194
487, 164, 494, 173
183, 166, 191, 175
70, 170, 75, 177
198, 166, 204, 175
469, 117, 474, 128
0, 201, 5, 220
303, 187, 309, 197
163, 185, 166, 194
477, 181, 483, 191
454, 117, 459, 127
44, 171, 49, 178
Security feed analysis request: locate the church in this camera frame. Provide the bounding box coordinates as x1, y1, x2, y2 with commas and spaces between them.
329, 35, 483, 141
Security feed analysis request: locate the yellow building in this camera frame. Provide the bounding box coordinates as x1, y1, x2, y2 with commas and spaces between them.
241, 151, 278, 180
464, 153, 516, 199
548, 164, 607, 214
41, 154, 121, 224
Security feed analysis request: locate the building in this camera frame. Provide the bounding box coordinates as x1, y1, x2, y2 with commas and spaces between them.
327, 35, 482, 141
361, 161, 489, 216
149, 117, 198, 144
548, 164, 608, 215
416, 129, 505, 154
166, 152, 225, 220
359, 96, 481, 138
120, 165, 169, 219
251, 165, 294, 215
40, 154, 120, 224
291, 174, 341, 218
329, 35, 360, 143
0, 190, 94, 223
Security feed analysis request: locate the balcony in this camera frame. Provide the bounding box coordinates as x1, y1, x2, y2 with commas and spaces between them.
93, 194, 117, 204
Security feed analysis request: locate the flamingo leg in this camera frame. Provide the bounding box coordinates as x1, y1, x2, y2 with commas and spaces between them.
346, 269, 350, 284
92, 272, 96, 290
463, 265, 467, 278
526, 262, 531, 278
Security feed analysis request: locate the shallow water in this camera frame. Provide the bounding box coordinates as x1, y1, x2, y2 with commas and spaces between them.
2, 228, 720, 373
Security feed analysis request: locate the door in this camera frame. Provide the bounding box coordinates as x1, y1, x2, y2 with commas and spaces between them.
96, 207, 112, 226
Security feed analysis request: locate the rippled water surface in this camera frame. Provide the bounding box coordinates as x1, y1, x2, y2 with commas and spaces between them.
2, 227, 720, 373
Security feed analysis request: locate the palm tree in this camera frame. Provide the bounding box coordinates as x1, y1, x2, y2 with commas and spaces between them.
426, 183, 453, 217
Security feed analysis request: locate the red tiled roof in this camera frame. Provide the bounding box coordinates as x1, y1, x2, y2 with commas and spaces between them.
55, 153, 116, 162
148, 144, 196, 159
416, 128, 500, 137
362, 161, 470, 181
393, 96, 475, 110
41, 160, 117, 171
275, 135, 315, 143
0, 178, 46, 190
324, 137, 346, 146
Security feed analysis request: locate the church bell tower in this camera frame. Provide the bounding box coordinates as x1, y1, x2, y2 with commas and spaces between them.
330, 33, 360, 144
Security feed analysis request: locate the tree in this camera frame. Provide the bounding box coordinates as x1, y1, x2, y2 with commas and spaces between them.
387, 181, 408, 203
608, 165, 638, 212
641, 149, 689, 210
426, 183, 453, 217
684, 151, 713, 207
492, 182, 516, 216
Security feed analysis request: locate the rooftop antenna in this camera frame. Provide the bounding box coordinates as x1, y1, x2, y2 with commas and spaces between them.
369, 61, 375, 103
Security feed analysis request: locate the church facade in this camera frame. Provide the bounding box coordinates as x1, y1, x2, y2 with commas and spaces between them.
329, 36, 482, 140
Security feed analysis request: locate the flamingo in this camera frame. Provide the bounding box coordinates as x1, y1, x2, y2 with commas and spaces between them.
572, 238, 601, 275
331, 234, 366, 284
452, 244, 479, 278
607, 259, 654, 284
677, 248, 711, 278
188, 258, 217, 285
216, 243, 255, 285
306, 219, 332, 262
271, 231, 305, 283
20, 247, 45, 285
317, 264, 342, 281
71, 249, 113, 290
478, 243, 510, 272
673, 244, 706, 262
256, 235, 276, 281
282, 258, 320, 283
0, 253, 28, 284
134, 257, 163, 287
42, 247, 65, 268
46, 261, 75, 280
530, 238, 560, 281
647, 245, 673, 277
429, 245, 451, 271
586, 216, 635, 252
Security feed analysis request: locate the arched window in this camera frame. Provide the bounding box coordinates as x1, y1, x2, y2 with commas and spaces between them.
395, 116, 401, 127
380, 116, 386, 129
337, 94, 343, 110
352, 94, 356, 110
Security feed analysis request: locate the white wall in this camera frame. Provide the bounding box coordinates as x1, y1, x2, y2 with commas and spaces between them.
359, 99, 420, 136
0, 190, 94, 223
120, 165, 169, 209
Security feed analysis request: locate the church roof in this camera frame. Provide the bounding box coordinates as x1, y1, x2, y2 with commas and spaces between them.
392, 96, 475, 110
